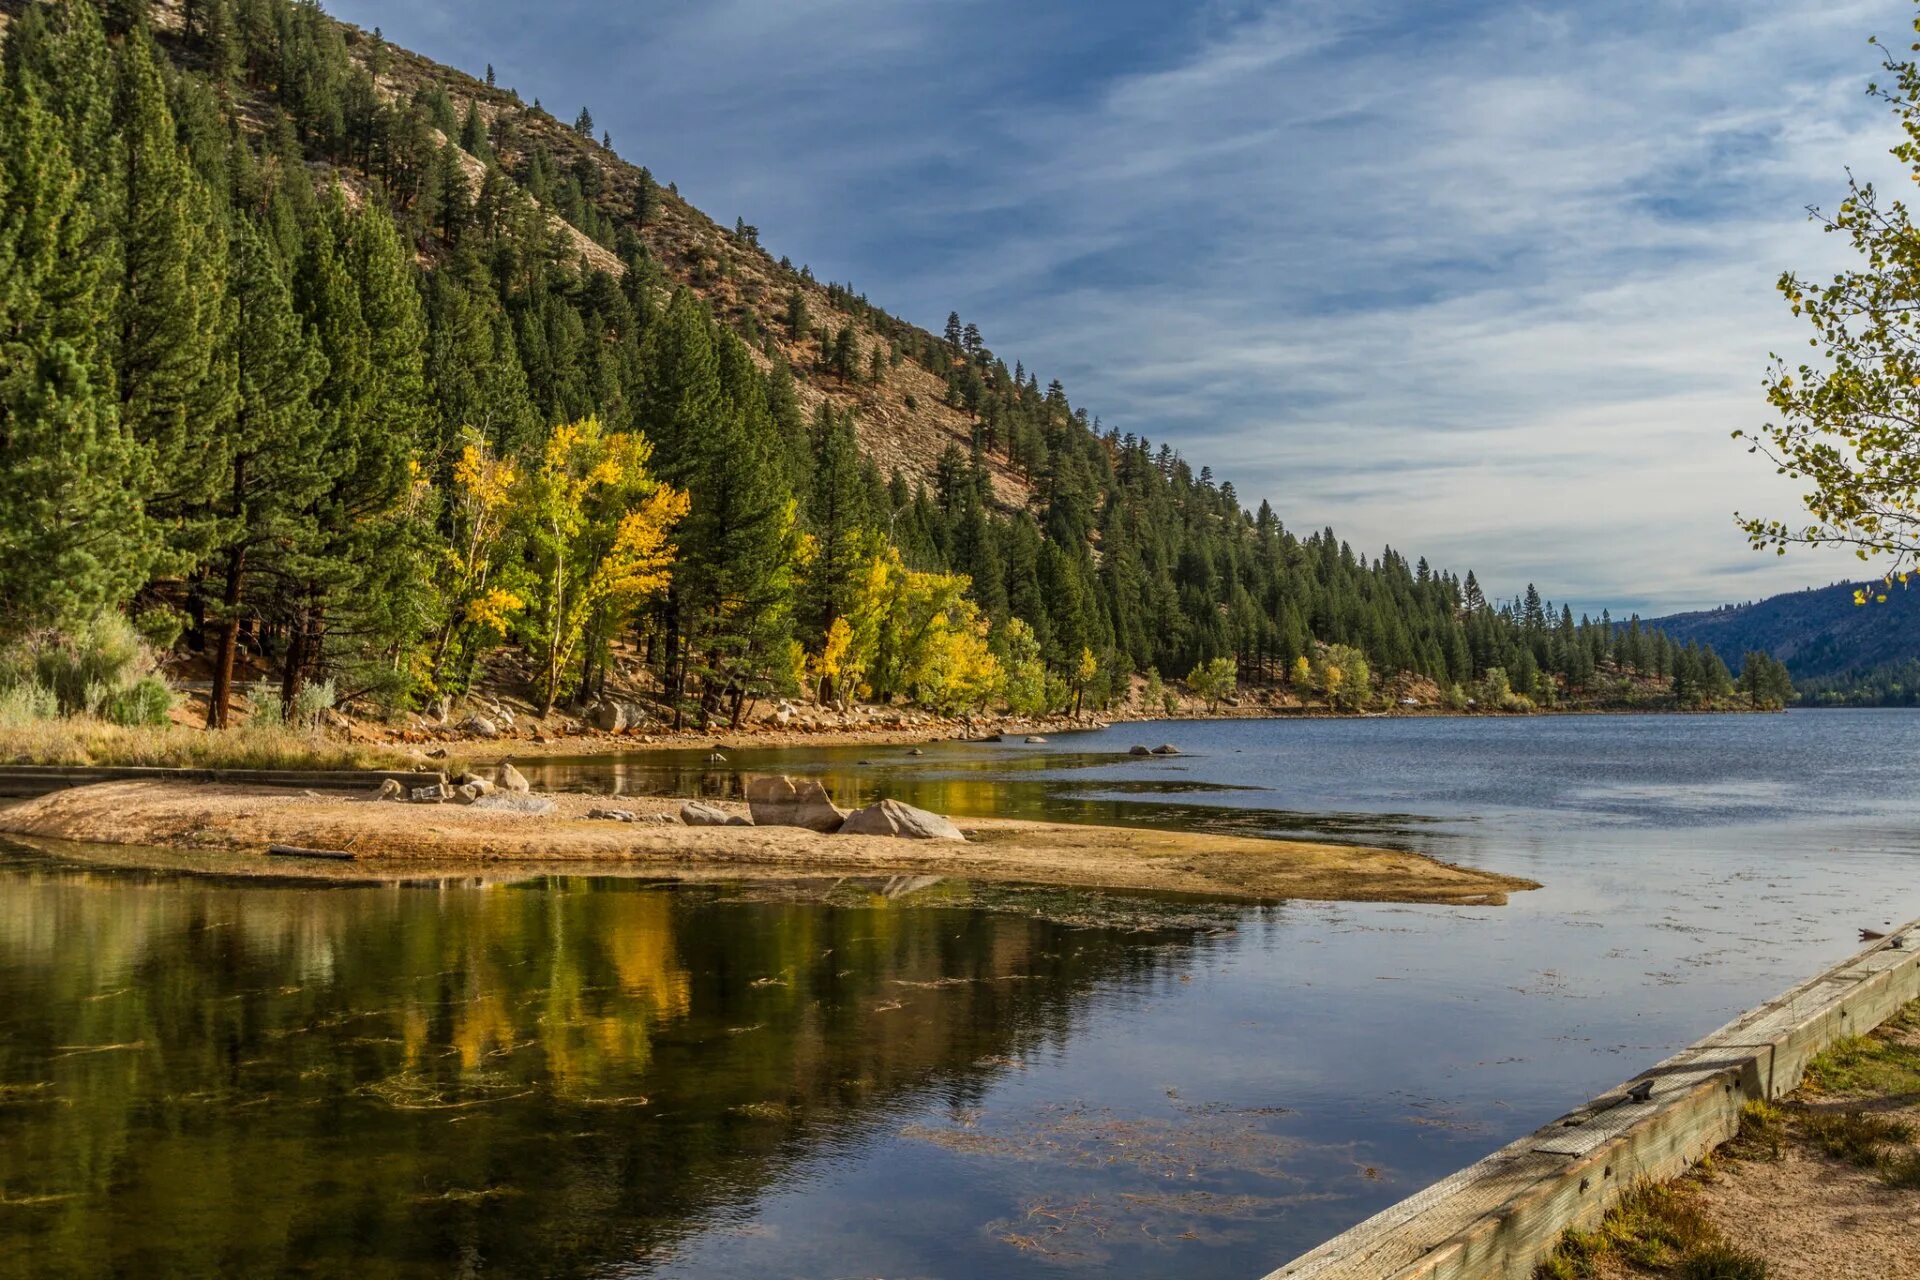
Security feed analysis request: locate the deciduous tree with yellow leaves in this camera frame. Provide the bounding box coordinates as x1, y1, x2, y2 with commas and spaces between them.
517, 417, 688, 714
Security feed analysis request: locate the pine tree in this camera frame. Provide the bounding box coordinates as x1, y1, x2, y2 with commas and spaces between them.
112, 24, 234, 569
204, 217, 326, 727
0, 43, 149, 632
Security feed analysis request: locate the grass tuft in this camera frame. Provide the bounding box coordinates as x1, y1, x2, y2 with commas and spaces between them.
1882, 1148, 1920, 1189
1677, 1243, 1771, 1280
1727, 1098, 1786, 1161
1797, 1109, 1914, 1167
1533, 1181, 1758, 1279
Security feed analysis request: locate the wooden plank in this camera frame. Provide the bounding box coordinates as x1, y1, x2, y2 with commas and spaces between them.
265, 844, 357, 862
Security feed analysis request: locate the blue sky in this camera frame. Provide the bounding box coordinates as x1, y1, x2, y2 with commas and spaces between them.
330, 0, 1904, 617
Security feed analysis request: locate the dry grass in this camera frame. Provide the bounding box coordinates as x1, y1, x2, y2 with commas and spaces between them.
0, 717, 430, 772
1533, 1181, 1768, 1279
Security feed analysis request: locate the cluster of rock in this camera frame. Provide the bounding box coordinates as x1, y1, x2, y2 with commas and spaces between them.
666, 776, 964, 840
1128, 743, 1184, 757
375, 761, 553, 813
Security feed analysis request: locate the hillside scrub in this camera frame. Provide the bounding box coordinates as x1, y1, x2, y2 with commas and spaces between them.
0, 0, 1763, 734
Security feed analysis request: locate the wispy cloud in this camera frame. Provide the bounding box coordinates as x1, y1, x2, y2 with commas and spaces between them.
330, 0, 1906, 615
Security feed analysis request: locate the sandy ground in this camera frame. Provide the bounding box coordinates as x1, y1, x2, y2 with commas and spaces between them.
0, 781, 1536, 905
1679, 1013, 1920, 1279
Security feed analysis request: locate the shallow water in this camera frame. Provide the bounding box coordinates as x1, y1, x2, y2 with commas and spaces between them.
5, 710, 1920, 1278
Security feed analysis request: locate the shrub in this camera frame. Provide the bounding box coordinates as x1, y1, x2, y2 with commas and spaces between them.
245, 678, 285, 728
290, 678, 336, 728
103, 676, 176, 728
32, 613, 156, 715
0, 681, 58, 729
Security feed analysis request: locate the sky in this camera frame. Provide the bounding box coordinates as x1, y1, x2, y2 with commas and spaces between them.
328, 0, 1908, 617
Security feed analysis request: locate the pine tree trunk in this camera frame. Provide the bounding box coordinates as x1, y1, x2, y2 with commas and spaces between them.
207, 544, 247, 730
281, 603, 309, 717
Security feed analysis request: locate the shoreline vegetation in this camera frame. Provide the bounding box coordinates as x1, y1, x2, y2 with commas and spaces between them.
0, 781, 1538, 906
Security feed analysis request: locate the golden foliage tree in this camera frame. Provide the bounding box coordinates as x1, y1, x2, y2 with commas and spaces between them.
517, 418, 688, 714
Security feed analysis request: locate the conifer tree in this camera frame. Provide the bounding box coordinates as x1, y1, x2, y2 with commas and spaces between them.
112, 24, 234, 568
205, 217, 326, 726
0, 42, 149, 632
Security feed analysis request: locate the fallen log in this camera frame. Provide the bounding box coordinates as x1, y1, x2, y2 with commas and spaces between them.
265, 843, 357, 862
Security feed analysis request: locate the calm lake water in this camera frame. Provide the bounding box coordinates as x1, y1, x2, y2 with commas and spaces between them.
6, 710, 1920, 1279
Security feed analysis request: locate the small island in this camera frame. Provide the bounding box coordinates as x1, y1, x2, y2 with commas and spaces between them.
0, 777, 1534, 906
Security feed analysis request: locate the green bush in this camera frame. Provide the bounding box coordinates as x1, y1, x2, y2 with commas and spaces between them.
290, 678, 336, 728
0, 681, 58, 729
103, 675, 176, 728
30, 613, 158, 715
245, 678, 285, 728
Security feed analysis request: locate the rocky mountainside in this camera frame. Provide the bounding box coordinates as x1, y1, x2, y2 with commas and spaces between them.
314, 5, 1035, 508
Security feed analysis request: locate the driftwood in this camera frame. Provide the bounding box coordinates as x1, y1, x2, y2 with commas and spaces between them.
265, 843, 357, 861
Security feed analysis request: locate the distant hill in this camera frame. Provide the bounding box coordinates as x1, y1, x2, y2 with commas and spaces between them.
1645, 582, 1920, 703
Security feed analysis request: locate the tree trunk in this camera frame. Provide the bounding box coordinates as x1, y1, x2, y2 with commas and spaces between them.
280, 602, 309, 718
206, 544, 247, 730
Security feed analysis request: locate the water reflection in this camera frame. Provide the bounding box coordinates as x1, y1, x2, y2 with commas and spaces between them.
0, 853, 1228, 1279
519, 742, 1439, 842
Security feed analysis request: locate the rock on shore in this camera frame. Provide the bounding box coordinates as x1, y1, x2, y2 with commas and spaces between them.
744, 776, 847, 832
840, 799, 965, 841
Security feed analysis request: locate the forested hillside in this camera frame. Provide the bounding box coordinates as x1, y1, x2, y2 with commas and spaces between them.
0, 0, 1772, 731
1647, 582, 1920, 705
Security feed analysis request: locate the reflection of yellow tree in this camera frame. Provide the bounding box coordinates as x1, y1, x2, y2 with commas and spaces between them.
387, 890, 695, 1091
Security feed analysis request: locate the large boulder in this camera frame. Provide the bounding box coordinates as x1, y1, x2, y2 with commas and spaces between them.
1150, 743, 1183, 756
1128, 744, 1153, 757
498, 762, 531, 794
839, 798, 965, 841
460, 715, 499, 739
681, 800, 747, 827
587, 700, 628, 732
744, 775, 847, 832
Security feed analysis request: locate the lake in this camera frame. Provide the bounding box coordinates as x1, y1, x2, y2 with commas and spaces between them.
4, 709, 1920, 1279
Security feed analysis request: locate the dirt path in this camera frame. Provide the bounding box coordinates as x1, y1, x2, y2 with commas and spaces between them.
0, 781, 1536, 905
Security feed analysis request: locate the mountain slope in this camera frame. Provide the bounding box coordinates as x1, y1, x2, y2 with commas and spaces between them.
1645, 581, 1920, 687
331, 7, 1035, 508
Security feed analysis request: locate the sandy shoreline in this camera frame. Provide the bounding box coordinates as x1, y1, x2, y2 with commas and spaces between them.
0, 781, 1537, 905
357, 705, 1782, 763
